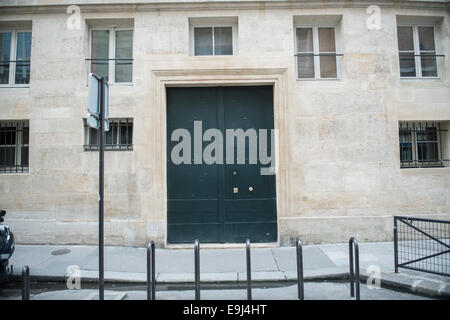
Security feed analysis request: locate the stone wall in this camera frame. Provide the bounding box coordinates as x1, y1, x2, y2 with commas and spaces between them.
0, 1, 449, 247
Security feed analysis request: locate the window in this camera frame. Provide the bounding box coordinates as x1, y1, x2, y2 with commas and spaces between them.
0, 120, 29, 173
399, 122, 447, 168
193, 26, 233, 56
84, 118, 133, 151
397, 26, 440, 78
295, 27, 338, 79
0, 30, 32, 86
89, 28, 133, 84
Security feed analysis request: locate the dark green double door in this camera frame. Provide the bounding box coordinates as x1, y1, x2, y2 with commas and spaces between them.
167, 86, 277, 244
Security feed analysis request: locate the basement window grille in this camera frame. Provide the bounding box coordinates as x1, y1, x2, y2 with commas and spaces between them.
84, 118, 133, 151
0, 120, 29, 173
399, 122, 448, 168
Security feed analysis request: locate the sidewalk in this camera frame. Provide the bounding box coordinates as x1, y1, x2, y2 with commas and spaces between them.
8, 241, 450, 298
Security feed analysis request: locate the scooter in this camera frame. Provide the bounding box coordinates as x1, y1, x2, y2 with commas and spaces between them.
0, 210, 14, 285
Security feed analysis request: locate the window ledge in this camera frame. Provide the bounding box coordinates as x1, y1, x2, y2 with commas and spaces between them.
296, 78, 340, 81
191, 55, 236, 57
0, 172, 30, 175
84, 83, 133, 87
400, 167, 449, 174
400, 77, 441, 81
0, 85, 30, 89
83, 145, 133, 152
110, 83, 134, 87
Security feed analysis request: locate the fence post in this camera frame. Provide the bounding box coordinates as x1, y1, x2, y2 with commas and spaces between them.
296, 238, 304, 300
147, 241, 156, 300
246, 238, 252, 300
393, 217, 398, 273
349, 237, 360, 300
194, 239, 200, 300
22, 266, 30, 300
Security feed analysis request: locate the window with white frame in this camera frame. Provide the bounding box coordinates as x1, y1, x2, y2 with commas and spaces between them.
0, 120, 29, 173
397, 25, 440, 78
84, 118, 133, 151
193, 26, 233, 56
0, 30, 32, 86
399, 122, 448, 168
89, 27, 133, 84
295, 27, 338, 79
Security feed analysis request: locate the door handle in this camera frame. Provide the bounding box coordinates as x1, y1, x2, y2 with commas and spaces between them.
249, 186, 254, 192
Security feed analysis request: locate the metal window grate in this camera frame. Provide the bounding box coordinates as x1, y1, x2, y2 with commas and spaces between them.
83, 118, 133, 151
0, 120, 29, 173
399, 122, 448, 168
394, 216, 450, 276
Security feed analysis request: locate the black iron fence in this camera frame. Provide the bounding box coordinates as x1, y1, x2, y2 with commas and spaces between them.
394, 216, 450, 276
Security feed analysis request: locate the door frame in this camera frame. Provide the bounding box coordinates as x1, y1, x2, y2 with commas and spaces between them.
151, 68, 289, 248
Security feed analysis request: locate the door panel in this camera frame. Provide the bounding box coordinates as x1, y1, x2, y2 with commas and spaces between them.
166, 86, 277, 244
167, 87, 221, 243
222, 86, 277, 243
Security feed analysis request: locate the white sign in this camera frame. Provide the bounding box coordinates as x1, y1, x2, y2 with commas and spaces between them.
87, 73, 109, 131
88, 73, 100, 115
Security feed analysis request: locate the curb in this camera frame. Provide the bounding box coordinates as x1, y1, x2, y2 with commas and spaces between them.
9, 269, 449, 298
359, 270, 450, 298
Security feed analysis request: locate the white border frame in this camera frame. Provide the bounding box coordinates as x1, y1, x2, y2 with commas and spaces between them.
151, 68, 289, 248
0, 29, 32, 88
397, 24, 441, 80
294, 26, 340, 81
89, 27, 134, 86
189, 22, 238, 56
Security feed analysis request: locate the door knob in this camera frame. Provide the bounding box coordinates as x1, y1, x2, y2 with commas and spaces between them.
249, 186, 254, 192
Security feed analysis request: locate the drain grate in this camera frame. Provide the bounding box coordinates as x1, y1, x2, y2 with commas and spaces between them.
51, 248, 71, 256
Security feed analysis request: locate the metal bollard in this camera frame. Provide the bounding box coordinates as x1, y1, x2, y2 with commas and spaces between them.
296, 238, 304, 300
22, 266, 30, 300
147, 241, 156, 300
194, 239, 200, 300
246, 238, 252, 300
393, 218, 399, 273
349, 237, 360, 300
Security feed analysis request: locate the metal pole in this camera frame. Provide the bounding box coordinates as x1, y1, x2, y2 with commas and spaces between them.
296, 238, 304, 300
394, 218, 398, 273
349, 238, 354, 298
22, 266, 30, 300
146, 241, 151, 300
146, 241, 156, 300
99, 76, 105, 301
246, 238, 252, 300
151, 241, 156, 300
194, 239, 200, 300
349, 237, 360, 300
354, 240, 360, 300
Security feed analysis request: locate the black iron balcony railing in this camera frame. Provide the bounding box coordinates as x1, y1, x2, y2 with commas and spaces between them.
0, 60, 31, 85
400, 159, 449, 169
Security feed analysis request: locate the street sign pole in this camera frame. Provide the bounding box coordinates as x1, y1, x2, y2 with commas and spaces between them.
87, 73, 108, 300
99, 76, 105, 301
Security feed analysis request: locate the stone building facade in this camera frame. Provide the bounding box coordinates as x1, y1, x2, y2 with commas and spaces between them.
0, 0, 449, 247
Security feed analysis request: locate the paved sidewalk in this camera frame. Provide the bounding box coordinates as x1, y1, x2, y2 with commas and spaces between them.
2, 283, 431, 300
7, 241, 450, 298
